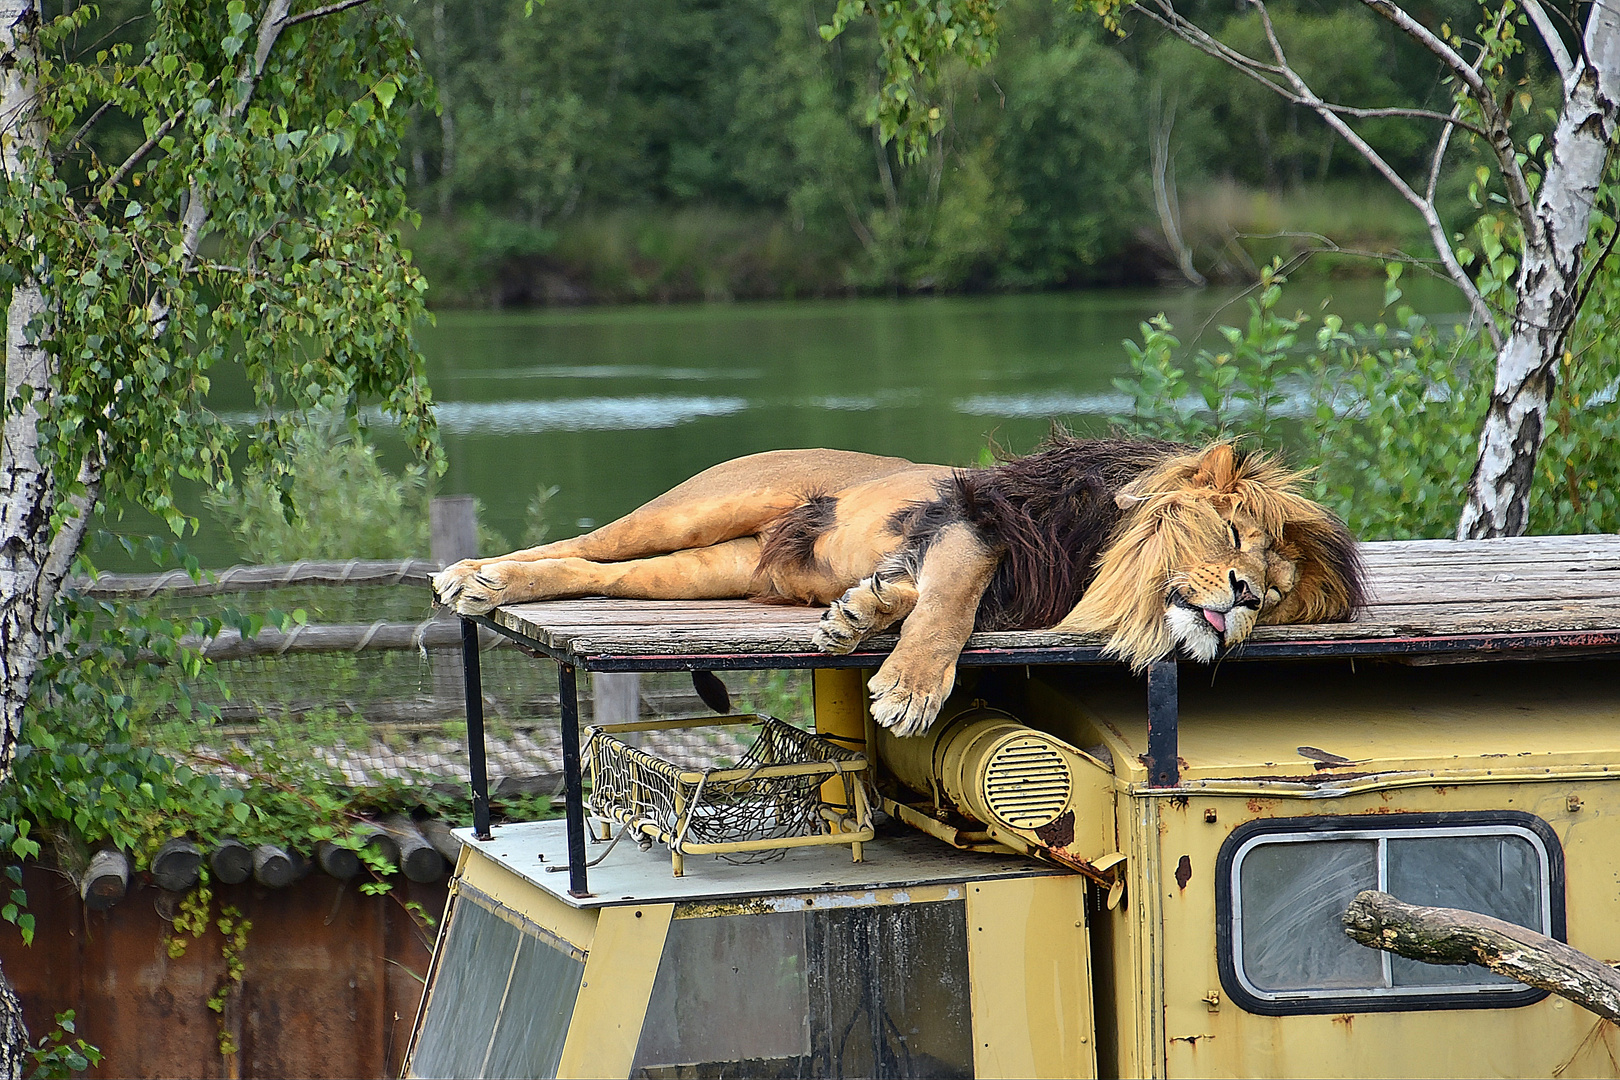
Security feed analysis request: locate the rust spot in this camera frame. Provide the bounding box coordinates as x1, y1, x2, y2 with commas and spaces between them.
1035, 810, 1075, 849
1246, 798, 1267, 814
1169, 795, 1190, 810
1175, 855, 1193, 890
1333, 1014, 1354, 1028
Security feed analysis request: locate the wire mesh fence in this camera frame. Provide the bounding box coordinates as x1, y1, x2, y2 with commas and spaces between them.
108, 568, 814, 800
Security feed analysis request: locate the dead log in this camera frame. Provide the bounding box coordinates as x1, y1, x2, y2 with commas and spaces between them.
78, 850, 130, 910
1343, 890, 1620, 1021
417, 819, 464, 866
382, 814, 448, 883
251, 844, 309, 888
315, 841, 362, 881
211, 838, 254, 884
151, 837, 203, 891
360, 826, 401, 872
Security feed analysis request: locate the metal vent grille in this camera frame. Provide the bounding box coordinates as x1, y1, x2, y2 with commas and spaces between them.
982, 735, 1073, 829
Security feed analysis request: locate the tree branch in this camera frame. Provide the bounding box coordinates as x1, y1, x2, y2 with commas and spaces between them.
1137, 0, 1503, 347
1343, 890, 1620, 1022
36, 447, 103, 616
1251, 0, 1503, 347
1523, 0, 1575, 85
1358, 0, 1540, 249
88, 105, 185, 211
283, 0, 375, 30
55, 99, 110, 161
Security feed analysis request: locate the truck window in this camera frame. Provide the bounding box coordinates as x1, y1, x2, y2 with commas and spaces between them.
632, 901, 973, 1079
411, 888, 586, 1079
1215, 812, 1563, 1015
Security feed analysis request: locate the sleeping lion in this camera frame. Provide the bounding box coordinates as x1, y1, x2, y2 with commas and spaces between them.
434, 437, 1365, 737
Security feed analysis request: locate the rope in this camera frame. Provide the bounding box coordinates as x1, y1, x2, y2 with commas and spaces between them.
353, 621, 385, 653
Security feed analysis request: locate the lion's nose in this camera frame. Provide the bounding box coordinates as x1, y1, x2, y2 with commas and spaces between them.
1230, 570, 1260, 608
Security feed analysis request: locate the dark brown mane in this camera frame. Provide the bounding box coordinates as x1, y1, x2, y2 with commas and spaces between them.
885, 435, 1188, 630
965, 435, 1186, 629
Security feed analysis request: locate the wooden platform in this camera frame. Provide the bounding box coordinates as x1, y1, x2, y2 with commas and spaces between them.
481, 534, 1620, 672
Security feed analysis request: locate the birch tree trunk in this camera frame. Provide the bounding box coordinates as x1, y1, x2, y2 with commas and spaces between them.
1457, 7, 1620, 538
0, 0, 58, 769
0, 1, 44, 1068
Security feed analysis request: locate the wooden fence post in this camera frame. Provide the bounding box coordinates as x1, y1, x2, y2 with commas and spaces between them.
431, 497, 480, 712
593, 672, 642, 742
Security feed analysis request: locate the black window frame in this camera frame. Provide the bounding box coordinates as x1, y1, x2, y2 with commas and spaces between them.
1214, 810, 1565, 1016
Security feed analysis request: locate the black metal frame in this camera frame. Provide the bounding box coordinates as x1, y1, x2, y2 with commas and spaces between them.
459, 616, 1620, 895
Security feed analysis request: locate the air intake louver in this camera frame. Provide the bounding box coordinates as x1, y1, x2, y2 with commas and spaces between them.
981, 735, 1073, 829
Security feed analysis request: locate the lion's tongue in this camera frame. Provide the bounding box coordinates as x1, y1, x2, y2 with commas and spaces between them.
1202, 608, 1227, 633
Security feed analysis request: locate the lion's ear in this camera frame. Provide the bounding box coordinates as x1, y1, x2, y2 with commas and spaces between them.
1190, 443, 1237, 490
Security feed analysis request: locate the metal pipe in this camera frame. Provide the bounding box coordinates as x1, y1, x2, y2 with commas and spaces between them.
462, 618, 492, 841
559, 662, 590, 897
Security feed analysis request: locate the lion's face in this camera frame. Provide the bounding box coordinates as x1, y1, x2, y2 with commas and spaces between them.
1057, 442, 1364, 669
1163, 504, 1292, 661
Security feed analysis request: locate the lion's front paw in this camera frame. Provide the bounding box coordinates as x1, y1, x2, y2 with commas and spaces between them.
431, 559, 484, 607
450, 562, 515, 616
868, 659, 954, 738
812, 599, 867, 655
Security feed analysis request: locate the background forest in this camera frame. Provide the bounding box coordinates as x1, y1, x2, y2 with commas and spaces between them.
397, 0, 1549, 305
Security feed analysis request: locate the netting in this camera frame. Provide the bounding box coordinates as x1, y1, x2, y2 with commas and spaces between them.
117, 581, 813, 798
587, 716, 865, 859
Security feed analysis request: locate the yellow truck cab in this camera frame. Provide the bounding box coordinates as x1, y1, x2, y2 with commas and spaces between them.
405, 535, 1620, 1079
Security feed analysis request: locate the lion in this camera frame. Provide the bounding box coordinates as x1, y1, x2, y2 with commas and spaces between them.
433, 437, 1365, 737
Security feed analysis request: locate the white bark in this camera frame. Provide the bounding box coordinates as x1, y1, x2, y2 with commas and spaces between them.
1, 0, 56, 779
0, 1, 44, 1067
1457, 3, 1620, 538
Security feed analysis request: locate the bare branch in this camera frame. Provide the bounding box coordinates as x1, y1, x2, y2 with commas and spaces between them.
55, 99, 110, 161
1358, 0, 1540, 249
88, 105, 185, 210
1134, 0, 1503, 347
37, 447, 104, 615
1426, 106, 1458, 204
284, 0, 376, 29
1523, 0, 1575, 84
1249, 0, 1503, 347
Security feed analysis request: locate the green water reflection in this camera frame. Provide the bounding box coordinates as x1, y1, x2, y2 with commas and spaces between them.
154, 278, 1461, 565
419, 279, 1460, 554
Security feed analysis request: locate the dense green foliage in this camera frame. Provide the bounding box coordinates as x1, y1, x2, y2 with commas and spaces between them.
400, 0, 1510, 304
5, 2, 436, 532
1116, 226, 1620, 540
0, 0, 446, 978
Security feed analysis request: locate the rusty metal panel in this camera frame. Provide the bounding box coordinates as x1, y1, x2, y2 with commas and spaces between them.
0, 865, 445, 1079
1152, 782, 1620, 1079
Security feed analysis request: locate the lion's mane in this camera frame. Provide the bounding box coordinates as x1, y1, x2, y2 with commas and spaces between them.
1064, 441, 1366, 667
886, 436, 1364, 664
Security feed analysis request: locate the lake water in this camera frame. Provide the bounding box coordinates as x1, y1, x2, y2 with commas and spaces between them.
187, 277, 1463, 565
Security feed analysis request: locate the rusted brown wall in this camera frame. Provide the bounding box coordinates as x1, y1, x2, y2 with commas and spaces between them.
0, 864, 448, 1079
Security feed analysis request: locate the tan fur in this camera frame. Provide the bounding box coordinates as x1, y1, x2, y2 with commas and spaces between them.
433, 441, 1358, 735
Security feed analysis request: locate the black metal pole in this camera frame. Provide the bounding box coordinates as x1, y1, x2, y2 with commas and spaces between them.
1146, 660, 1180, 788
559, 662, 590, 897
462, 618, 493, 840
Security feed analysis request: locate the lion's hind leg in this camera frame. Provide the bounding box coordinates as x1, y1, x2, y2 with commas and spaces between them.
449, 537, 762, 615
812, 566, 919, 654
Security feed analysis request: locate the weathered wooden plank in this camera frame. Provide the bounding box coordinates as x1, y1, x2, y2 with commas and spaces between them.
1359, 534, 1620, 556
486, 536, 1620, 663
